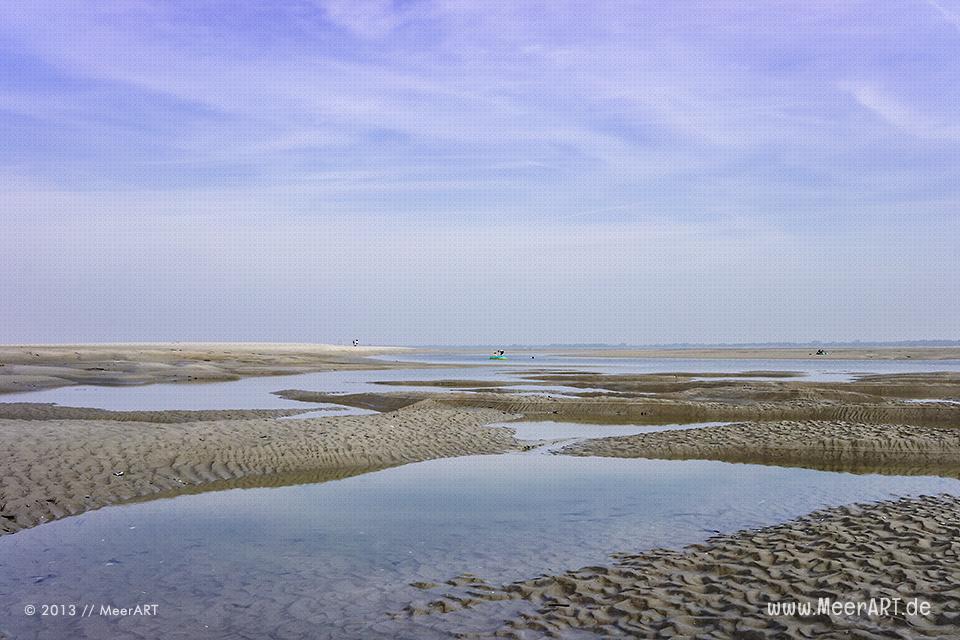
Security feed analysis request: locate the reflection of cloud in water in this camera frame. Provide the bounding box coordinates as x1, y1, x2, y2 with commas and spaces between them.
2, 454, 959, 639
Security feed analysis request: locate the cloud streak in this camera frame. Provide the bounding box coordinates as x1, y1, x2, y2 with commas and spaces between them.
841, 81, 960, 142
924, 0, 960, 31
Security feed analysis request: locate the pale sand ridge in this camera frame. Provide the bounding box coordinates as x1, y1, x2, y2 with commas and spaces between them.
562, 420, 960, 476
0, 402, 519, 535
0, 343, 413, 393
278, 389, 960, 428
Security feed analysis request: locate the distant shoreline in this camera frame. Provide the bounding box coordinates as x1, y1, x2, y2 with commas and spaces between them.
537, 347, 960, 360
410, 340, 960, 349
409, 346, 960, 360
0, 343, 414, 395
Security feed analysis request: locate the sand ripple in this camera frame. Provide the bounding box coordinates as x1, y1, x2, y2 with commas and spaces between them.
400, 495, 960, 638
562, 420, 960, 477
0, 403, 310, 422
0, 402, 518, 535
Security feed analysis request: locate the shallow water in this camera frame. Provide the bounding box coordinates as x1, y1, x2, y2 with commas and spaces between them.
5, 355, 960, 411
0, 365, 617, 412
2, 453, 958, 640
0, 366, 519, 412
376, 352, 960, 382
4, 356, 960, 638
493, 420, 728, 441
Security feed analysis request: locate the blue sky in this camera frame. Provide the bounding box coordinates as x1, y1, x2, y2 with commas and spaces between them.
2, 1, 958, 344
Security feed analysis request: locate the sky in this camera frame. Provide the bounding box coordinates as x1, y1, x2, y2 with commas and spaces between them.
2, 1, 958, 345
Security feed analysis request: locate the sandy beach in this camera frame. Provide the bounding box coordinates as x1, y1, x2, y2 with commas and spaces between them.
0, 401, 519, 535
8, 4, 958, 636
563, 420, 960, 477
2, 345, 959, 639
279, 388, 960, 427
0, 343, 411, 393
271, 369, 960, 432
402, 494, 960, 638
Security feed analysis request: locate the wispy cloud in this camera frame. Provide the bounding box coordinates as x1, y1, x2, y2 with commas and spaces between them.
924, 0, 960, 31
313, 0, 410, 38
2, 2, 959, 342
840, 81, 960, 142
1, 2, 959, 217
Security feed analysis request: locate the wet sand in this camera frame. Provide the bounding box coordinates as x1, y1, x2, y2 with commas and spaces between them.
278, 388, 960, 427
4, 349, 960, 638
369, 368, 960, 637
278, 370, 960, 430
0, 403, 313, 422
0, 343, 411, 393
528, 371, 960, 401
0, 402, 519, 535
294, 373, 960, 478
402, 494, 960, 638
563, 420, 960, 477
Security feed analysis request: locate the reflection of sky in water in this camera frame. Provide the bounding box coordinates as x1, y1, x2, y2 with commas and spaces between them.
0, 367, 518, 411
5, 355, 960, 411
3, 352, 959, 637
491, 420, 729, 441
2, 454, 959, 639
377, 353, 960, 382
